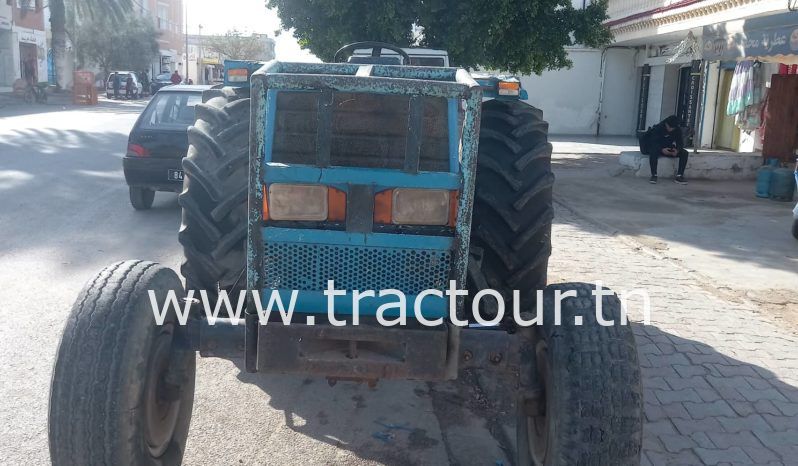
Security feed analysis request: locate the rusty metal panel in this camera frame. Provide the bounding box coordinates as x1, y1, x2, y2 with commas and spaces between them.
257, 323, 450, 381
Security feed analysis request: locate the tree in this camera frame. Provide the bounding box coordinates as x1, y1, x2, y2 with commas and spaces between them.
203, 30, 272, 61
265, 0, 612, 74
21, 0, 132, 88
73, 16, 159, 76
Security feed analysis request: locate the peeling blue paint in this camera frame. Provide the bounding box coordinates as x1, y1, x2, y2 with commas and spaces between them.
245, 59, 483, 320
263, 164, 459, 190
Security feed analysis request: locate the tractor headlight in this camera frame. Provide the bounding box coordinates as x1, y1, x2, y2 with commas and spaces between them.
391, 189, 451, 225
267, 184, 329, 221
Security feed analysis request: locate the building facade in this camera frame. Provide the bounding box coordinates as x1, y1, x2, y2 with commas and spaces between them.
0, 0, 47, 90
521, 0, 796, 152
183, 33, 276, 85
135, 0, 185, 78
606, 0, 789, 152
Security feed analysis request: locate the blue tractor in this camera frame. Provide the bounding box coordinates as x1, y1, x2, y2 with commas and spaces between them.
49, 43, 643, 465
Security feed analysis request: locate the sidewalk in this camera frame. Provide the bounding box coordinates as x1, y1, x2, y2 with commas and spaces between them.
550, 136, 798, 328
548, 206, 798, 466
0, 92, 149, 118
0, 89, 75, 107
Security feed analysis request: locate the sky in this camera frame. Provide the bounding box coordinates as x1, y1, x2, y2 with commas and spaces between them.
186, 0, 319, 61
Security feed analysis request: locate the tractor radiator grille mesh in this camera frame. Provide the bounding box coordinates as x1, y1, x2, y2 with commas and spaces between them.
263, 242, 451, 294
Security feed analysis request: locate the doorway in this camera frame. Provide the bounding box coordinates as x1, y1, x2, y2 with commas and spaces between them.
19, 42, 37, 84
713, 69, 740, 150
0, 31, 12, 86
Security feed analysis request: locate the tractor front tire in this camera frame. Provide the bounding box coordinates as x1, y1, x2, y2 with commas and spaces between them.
178, 87, 250, 302
516, 283, 643, 466
49, 260, 196, 466
468, 100, 554, 318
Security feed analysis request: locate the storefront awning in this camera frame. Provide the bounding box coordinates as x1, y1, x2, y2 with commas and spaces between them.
703, 11, 798, 63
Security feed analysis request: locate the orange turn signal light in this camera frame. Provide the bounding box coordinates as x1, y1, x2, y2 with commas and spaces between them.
328, 187, 346, 222
498, 81, 520, 90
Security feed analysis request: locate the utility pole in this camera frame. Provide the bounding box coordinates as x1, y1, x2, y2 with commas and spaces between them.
184, 0, 189, 83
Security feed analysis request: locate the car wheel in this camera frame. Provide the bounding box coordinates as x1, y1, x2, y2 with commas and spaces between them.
130, 187, 155, 210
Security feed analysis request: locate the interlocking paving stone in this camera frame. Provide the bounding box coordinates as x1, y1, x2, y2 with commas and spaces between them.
548, 208, 798, 466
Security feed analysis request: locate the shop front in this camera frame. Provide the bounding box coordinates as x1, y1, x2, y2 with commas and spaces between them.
0, 4, 13, 88
701, 11, 798, 161
152, 50, 178, 77
200, 57, 223, 84
13, 27, 47, 86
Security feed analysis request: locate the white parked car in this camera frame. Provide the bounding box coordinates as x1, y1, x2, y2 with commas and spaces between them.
106, 71, 143, 99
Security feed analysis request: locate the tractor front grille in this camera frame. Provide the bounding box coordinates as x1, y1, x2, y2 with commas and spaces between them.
263, 242, 451, 294
272, 91, 450, 172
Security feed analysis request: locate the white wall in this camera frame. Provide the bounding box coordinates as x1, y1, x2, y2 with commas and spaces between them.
645, 65, 664, 129
517, 48, 638, 136
598, 48, 638, 135
519, 49, 602, 135
644, 63, 680, 128
660, 64, 680, 118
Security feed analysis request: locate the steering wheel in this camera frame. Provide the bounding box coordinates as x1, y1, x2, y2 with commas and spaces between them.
334, 42, 411, 65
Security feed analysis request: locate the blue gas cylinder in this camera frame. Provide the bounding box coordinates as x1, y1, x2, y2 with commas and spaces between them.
769, 167, 796, 201
756, 165, 773, 198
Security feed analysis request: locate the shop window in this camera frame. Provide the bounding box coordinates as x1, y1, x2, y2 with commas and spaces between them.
15, 0, 42, 10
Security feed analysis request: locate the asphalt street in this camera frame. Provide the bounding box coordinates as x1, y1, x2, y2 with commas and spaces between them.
0, 100, 508, 465
4, 98, 796, 466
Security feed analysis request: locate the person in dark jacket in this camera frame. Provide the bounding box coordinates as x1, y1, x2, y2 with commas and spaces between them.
125, 75, 135, 99
645, 115, 689, 184
112, 73, 121, 99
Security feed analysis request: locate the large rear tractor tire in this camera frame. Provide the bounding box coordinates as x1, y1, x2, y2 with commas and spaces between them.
468, 100, 554, 321
516, 283, 643, 466
49, 260, 196, 465
178, 87, 250, 303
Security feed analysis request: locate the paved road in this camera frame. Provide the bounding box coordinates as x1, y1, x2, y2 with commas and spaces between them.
0, 102, 506, 466
1, 102, 796, 465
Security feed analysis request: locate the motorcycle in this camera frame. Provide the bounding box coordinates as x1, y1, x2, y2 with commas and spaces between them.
23, 82, 47, 104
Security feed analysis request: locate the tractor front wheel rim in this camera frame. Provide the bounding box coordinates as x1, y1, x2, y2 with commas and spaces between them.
527, 340, 551, 464
144, 327, 181, 458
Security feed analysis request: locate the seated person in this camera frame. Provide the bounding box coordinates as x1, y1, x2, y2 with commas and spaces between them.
641, 115, 689, 185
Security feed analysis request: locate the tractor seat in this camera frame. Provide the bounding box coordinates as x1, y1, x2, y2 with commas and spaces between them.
347, 56, 402, 65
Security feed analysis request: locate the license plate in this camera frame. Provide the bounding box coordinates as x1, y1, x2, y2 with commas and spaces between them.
168, 169, 184, 182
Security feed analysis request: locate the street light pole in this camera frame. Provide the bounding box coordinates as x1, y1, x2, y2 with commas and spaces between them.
199, 24, 203, 84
